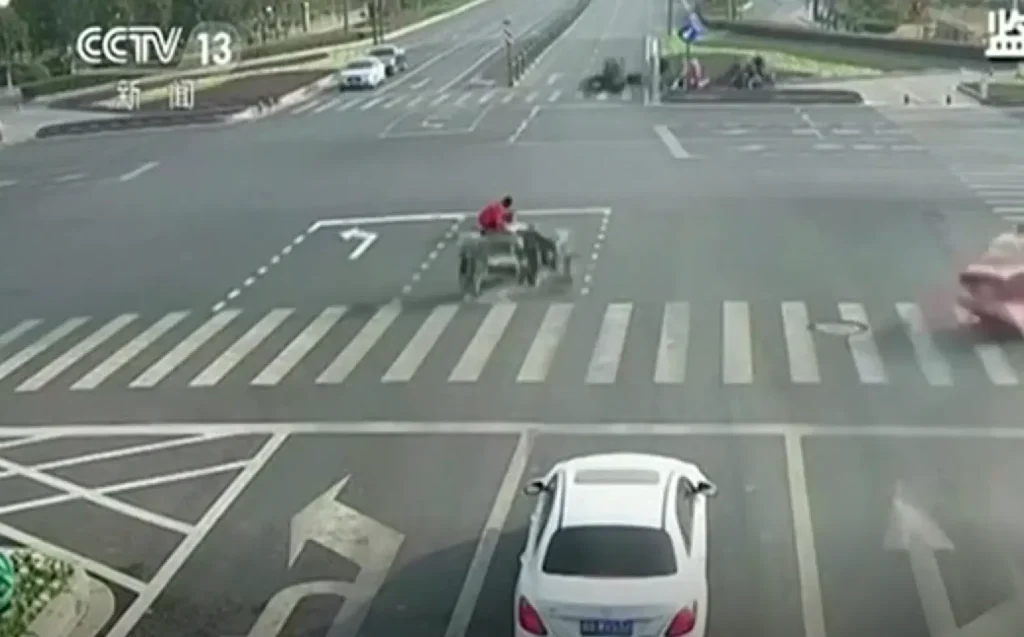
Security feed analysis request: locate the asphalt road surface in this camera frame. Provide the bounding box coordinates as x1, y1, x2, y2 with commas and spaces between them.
4, 0, 1024, 632
0, 423, 1022, 637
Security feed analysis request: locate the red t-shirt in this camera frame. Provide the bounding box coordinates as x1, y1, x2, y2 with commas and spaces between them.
478, 201, 508, 231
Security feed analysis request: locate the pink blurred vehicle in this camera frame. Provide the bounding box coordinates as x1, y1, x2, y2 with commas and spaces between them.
958, 224, 1024, 333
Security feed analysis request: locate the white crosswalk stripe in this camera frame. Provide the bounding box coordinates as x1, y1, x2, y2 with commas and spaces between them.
286, 87, 640, 116
954, 166, 1024, 219
3, 299, 1024, 392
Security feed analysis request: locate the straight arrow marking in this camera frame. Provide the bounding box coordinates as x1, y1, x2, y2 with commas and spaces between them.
885, 486, 957, 637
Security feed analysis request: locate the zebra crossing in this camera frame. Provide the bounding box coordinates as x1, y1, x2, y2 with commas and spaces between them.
0, 299, 1019, 394
954, 166, 1024, 221
285, 86, 637, 116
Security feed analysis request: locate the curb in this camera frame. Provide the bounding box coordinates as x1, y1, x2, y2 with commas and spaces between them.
27, 566, 90, 637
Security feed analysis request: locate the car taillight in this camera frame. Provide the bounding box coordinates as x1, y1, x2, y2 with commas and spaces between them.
517, 597, 547, 635
665, 604, 697, 636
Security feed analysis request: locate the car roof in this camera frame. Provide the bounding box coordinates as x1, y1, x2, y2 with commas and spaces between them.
348, 57, 378, 65
371, 45, 396, 51
556, 454, 684, 530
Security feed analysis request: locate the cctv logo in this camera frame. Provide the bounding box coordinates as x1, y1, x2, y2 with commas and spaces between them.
75, 26, 183, 66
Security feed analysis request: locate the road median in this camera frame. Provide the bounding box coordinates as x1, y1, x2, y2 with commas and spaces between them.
35, 70, 333, 138
0, 549, 106, 637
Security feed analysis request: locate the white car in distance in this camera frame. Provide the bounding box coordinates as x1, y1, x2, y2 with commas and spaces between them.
338, 57, 386, 90
516, 453, 716, 637
368, 44, 407, 76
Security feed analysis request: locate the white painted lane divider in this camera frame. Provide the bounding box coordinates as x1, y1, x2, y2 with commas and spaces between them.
653, 125, 691, 159
118, 161, 158, 182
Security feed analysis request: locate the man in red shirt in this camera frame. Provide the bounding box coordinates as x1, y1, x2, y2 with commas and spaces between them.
478, 195, 514, 233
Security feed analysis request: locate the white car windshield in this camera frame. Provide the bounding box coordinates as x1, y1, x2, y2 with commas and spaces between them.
542, 525, 677, 577
346, 60, 375, 69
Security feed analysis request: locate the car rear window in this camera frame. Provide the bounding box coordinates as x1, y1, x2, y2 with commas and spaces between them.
347, 60, 373, 69
542, 525, 676, 577
370, 48, 392, 55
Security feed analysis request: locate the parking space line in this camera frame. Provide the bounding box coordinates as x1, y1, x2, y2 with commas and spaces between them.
785, 433, 827, 637
0, 455, 193, 534
0, 434, 61, 452
443, 431, 532, 637
0, 519, 146, 592
106, 432, 287, 637
0, 433, 230, 481
0, 459, 248, 516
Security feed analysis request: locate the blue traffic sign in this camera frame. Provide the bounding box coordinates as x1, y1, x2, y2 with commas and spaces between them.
679, 12, 705, 42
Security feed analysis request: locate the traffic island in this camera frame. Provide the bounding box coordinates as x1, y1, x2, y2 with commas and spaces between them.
662, 87, 863, 103
0, 549, 91, 637
35, 70, 334, 138
957, 80, 1024, 106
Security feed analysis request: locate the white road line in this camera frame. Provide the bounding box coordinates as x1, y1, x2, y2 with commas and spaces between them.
508, 105, 539, 143
953, 307, 1018, 385
72, 312, 188, 391
781, 302, 820, 384
0, 317, 88, 382
129, 311, 240, 388
54, 173, 85, 183
838, 302, 887, 384
517, 303, 572, 383
0, 179, 16, 188
17, 314, 137, 392
105, 432, 288, 637
0, 434, 226, 480
290, 100, 320, 114
0, 455, 192, 534
430, 93, 449, 106
454, 93, 470, 107
993, 207, 1024, 214
596, 92, 608, 101
785, 433, 827, 637
722, 301, 753, 385
653, 125, 691, 159
501, 93, 514, 104
0, 434, 61, 452
337, 99, 361, 111
525, 91, 539, 103
585, 303, 632, 385
479, 90, 495, 104
896, 303, 952, 386
449, 303, 516, 382
654, 302, 689, 384
313, 97, 341, 113
316, 304, 399, 384
443, 431, 532, 637
118, 161, 159, 182
253, 306, 346, 386
0, 459, 247, 516
0, 319, 41, 349
546, 73, 560, 85
189, 309, 293, 387
548, 90, 561, 102
382, 304, 458, 382
0, 520, 145, 592
360, 96, 386, 110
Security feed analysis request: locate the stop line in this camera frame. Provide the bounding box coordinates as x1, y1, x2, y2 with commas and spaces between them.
0, 299, 1018, 393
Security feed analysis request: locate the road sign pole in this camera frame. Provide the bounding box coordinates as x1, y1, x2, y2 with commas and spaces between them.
667, 0, 674, 34
503, 19, 514, 86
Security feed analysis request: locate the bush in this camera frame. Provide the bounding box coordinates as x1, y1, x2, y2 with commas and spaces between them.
244, 26, 371, 60
0, 550, 74, 637
21, 70, 152, 100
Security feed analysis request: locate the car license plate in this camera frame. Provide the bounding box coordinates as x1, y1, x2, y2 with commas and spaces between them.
580, 619, 633, 636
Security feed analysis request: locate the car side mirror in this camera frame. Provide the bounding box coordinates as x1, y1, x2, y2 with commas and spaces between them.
523, 479, 546, 496
696, 481, 718, 496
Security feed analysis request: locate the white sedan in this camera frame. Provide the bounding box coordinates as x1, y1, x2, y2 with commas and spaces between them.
338, 57, 387, 90
515, 453, 716, 637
